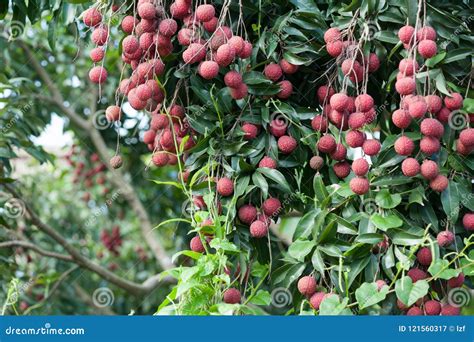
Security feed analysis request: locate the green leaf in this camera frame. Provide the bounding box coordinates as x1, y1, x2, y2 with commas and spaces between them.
294, 209, 319, 239
319, 295, 353, 315
252, 172, 268, 198
249, 290, 271, 306
428, 259, 461, 280
311, 248, 326, 275
313, 174, 329, 204
395, 276, 429, 306
150, 180, 184, 190
375, 189, 402, 209
441, 182, 460, 223
154, 218, 191, 230
288, 239, 315, 262
390, 232, 424, 246
371, 213, 403, 231
209, 238, 239, 253
355, 282, 389, 310
257, 168, 291, 193
356, 233, 384, 244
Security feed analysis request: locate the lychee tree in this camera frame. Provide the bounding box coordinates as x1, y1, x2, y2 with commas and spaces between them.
1, 0, 474, 315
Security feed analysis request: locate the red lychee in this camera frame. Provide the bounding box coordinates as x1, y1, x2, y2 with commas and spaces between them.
444, 92, 463, 110
198, 60, 220, 79
317, 134, 336, 153
408, 100, 428, 119
417, 26, 437, 41
460, 128, 474, 147
355, 94, 374, 112
196, 4, 215, 22
448, 273, 465, 288
437, 230, 454, 247
392, 109, 412, 129
330, 93, 349, 112
352, 158, 369, 176
238, 204, 257, 225
417, 247, 432, 266
316, 85, 335, 104
217, 177, 234, 197
143, 129, 156, 144
136, 84, 152, 101
398, 58, 419, 76
418, 40, 437, 59
89, 66, 107, 84
138, 3, 156, 19
159, 19, 178, 37
408, 268, 427, 282
326, 41, 343, 57
224, 71, 243, 88
83, 8, 102, 27
152, 152, 169, 167
121, 16, 138, 34
280, 59, 299, 74
311, 115, 328, 132
90, 47, 105, 62
457, 139, 473, 156
348, 112, 366, 129
440, 305, 460, 316
330, 143, 347, 161
420, 136, 440, 155
277, 80, 293, 99
420, 160, 439, 180
333, 161, 351, 179
182, 43, 206, 64
429, 174, 448, 192
122, 35, 139, 54
424, 300, 441, 315
345, 130, 365, 148
278, 135, 297, 154
228, 36, 245, 55
324, 27, 341, 43
350, 177, 370, 195
401, 158, 420, 177
269, 118, 287, 137
463, 213, 474, 231
367, 53, 380, 73
262, 197, 282, 217
310, 156, 324, 170
250, 220, 268, 238
420, 118, 444, 138
90, 24, 107, 43
264, 63, 283, 82
396, 77, 416, 95
309, 292, 327, 310
259, 156, 277, 169
105, 105, 120, 122
425, 95, 442, 113
362, 139, 381, 156
395, 136, 415, 156
110, 155, 122, 169
297, 276, 317, 296
436, 107, 451, 123
242, 123, 259, 140
190, 236, 205, 253
203, 17, 218, 32
223, 288, 241, 304
398, 25, 415, 44
407, 306, 423, 316
229, 82, 248, 100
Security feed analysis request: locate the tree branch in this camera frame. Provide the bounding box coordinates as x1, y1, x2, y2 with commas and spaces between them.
0, 240, 73, 262
17, 40, 174, 271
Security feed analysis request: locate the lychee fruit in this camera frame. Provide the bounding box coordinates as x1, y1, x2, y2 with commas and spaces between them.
110, 155, 122, 169
362, 139, 381, 156
408, 268, 427, 282
316, 85, 335, 104
138, 3, 156, 19
352, 158, 369, 176
440, 305, 460, 316
418, 40, 437, 59
196, 4, 215, 22
238, 204, 257, 225
182, 43, 206, 64
90, 47, 105, 62
407, 306, 423, 316
224, 71, 243, 88
121, 16, 138, 34
408, 100, 428, 119
348, 112, 366, 129
242, 123, 259, 140
448, 272, 465, 288
401, 158, 420, 177
395, 136, 415, 156
326, 41, 343, 57
280, 59, 299, 74
355, 94, 374, 112
228, 36, 245, 55
217, 177, 234, 197
324, 27, 341, 43
333, 161, 351, 179
229, 82, 248, 100
429, 174, 448, 192
437, 231, 454, 247
398, 25, 415, 44
190, 236, 205, 253
309, 292, 327, 310
345, 130, 365, 148
83, 8, 102, 27
311, 115, 328, 132
203, 17, 218, 32
198, 60, 220, 80
143, 129, 156, 144
105, 105, 121, 122
392, 109, 412, 129
310, 156, 324, 170
89, 66, 107, 84
152, 152, 169, 167
122, 35, 139, 54
317, 134, 336, 153
444, 92, 463, 110
463, 213, 474, 231
417, 247, 432, 266
420, 160, 439, 180
264, 63, 283, 82
278, 135, 297, 154
259, 156, 277, 169
262, 197, 282, 217
420, 118, 444, 138
215, 43, 235, 67
136, 84, 152, 101
436, 107, 451, 123
270, 118, 288, 137
330, 144, 347, 161
396, 77, 416, 95
297, 276, 317, 296
223, 288, 241, 304
417, 26, 437, 41
457, 139, 473, 156
460, 128, 474, 147
425, 95, 442, 113
350, 177, 370, 195
159, 18, 178, 37
277, 80, 293, 99
420, 136, 440, 155
330, 93, 349, 112
398, 58, 419, 76
424, 300, 441, 315
250, 220, 268, 238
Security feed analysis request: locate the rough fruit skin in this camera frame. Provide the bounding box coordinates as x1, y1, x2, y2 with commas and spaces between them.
310, 156, 324, 170
448, 273, 465, 288
215, 44, 235, 67
159, 19, 178, 37
190, 236, 205, 253
425, 95, 442, 113
238, 204, 257, 225
297, 276, 317, 296
138, 3, 156, 19
110, 155, 122, 169
424, 300, 441, 315
408, 100, 428, 119
228, 36, 245, 55
398, 25, 415, 44
420, 160, 439, 180
259, 156, 277, 169
326, 41, 343, 57
396, 77, 416, 95
242, 123, 259, 140
136, 84, 152, 101
250, 220, 268, 238
460, 128, 474, 147
223, 288, 241, 304
355, 94, 374, 112
350, 177, 369, 195
330, 93, 349, 112
441, 305, 460, 316
420, 136, 440, 155
324, 27, 341, 43
309, 292, 327, 310
196, 4, 215, 22
401, 158, 420, 177
198, 61, 220, 80
280, 59, 299, 74
105, 105, 120, 122
333, 161, 350, 179
367, 53, 380, 73
83, 8, 102, 27
311, 115, 328, 132
277, 80, 293, 99
395, 136, 415, 156
270, 119, 287, 137
143, 129, 156, 144
264, 63, 283, 82
217, 177, 234, 197
152, 152, 169, 167
437, 231, 454, 247
348, 112, 366, 129
407, 306, 423, 316
182, 43, 206, 64
418, 40, 437, 59
317, 135, 336, 153
90, 47, 105, 62
317, 85, 335, 104
352, 158, 369, 176
399, 58, 419, 76
417, 247, 432, 266
229, 83, 248, 100
362, 139, 381, 156
89, 66, 107, 84
262, 197, 282, 217
463, 213, 474, 231
122, 35, 139, 54
346, 130, 365, 148
408, 268, 427, 282
278, 135, 297, 154
224, 71, 243, 88
430, 174, 448, 192
444, 92, 463, 110
121, 16, 138, 34
420, 118, 444, 138
417, 26, 437, 41
392, 109, 412, 129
